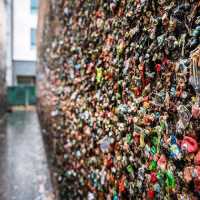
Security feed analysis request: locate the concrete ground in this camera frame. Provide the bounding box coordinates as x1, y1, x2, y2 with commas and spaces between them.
0, 111, 55, 200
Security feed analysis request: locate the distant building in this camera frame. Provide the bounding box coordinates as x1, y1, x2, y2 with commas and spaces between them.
5, 0, 13, 87
6, 0, 39, 86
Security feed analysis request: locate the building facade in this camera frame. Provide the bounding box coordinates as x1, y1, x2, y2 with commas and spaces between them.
5, 0, 12, 87
6, 0, 39, 86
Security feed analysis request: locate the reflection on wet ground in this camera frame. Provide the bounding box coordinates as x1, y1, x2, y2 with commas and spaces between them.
0, 111, 55, 200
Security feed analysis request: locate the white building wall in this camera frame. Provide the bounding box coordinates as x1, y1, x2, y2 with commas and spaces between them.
5, 0, 13, 86
0, 0, 6, 63
13, 0, 38, 61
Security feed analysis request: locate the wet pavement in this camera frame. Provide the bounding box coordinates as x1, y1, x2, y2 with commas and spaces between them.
0, 111, 55, 200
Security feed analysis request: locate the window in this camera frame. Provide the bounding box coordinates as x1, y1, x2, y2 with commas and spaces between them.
17, 76, 36, 86
31, 0, 39, 13
31, 28, 37, 48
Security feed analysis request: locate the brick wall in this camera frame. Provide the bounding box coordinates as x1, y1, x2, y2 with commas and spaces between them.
0, 0, 6, 115
37, 1, 200, 199
37, 1, 60, 199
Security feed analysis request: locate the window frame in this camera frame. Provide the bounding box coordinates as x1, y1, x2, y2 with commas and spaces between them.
30, 28, 37, 48
31, 0, 38, 13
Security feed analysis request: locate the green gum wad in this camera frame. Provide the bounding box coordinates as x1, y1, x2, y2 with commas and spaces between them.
157, 171, 163, 180
166, 171, 176, 188
126, 133, 132, 144
153, 127, 162, 153
127, 164, 134, 173
149, 160, 157, 171
96, 67, 103, 83
160, 120, 166, 131
151, 146, 157, 155
152, 136, 158, 146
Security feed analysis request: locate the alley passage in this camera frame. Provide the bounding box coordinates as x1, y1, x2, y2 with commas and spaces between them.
0, 111, 55, 200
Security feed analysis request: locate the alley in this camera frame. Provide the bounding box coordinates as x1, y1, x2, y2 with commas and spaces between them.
0, 111, 55, 200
